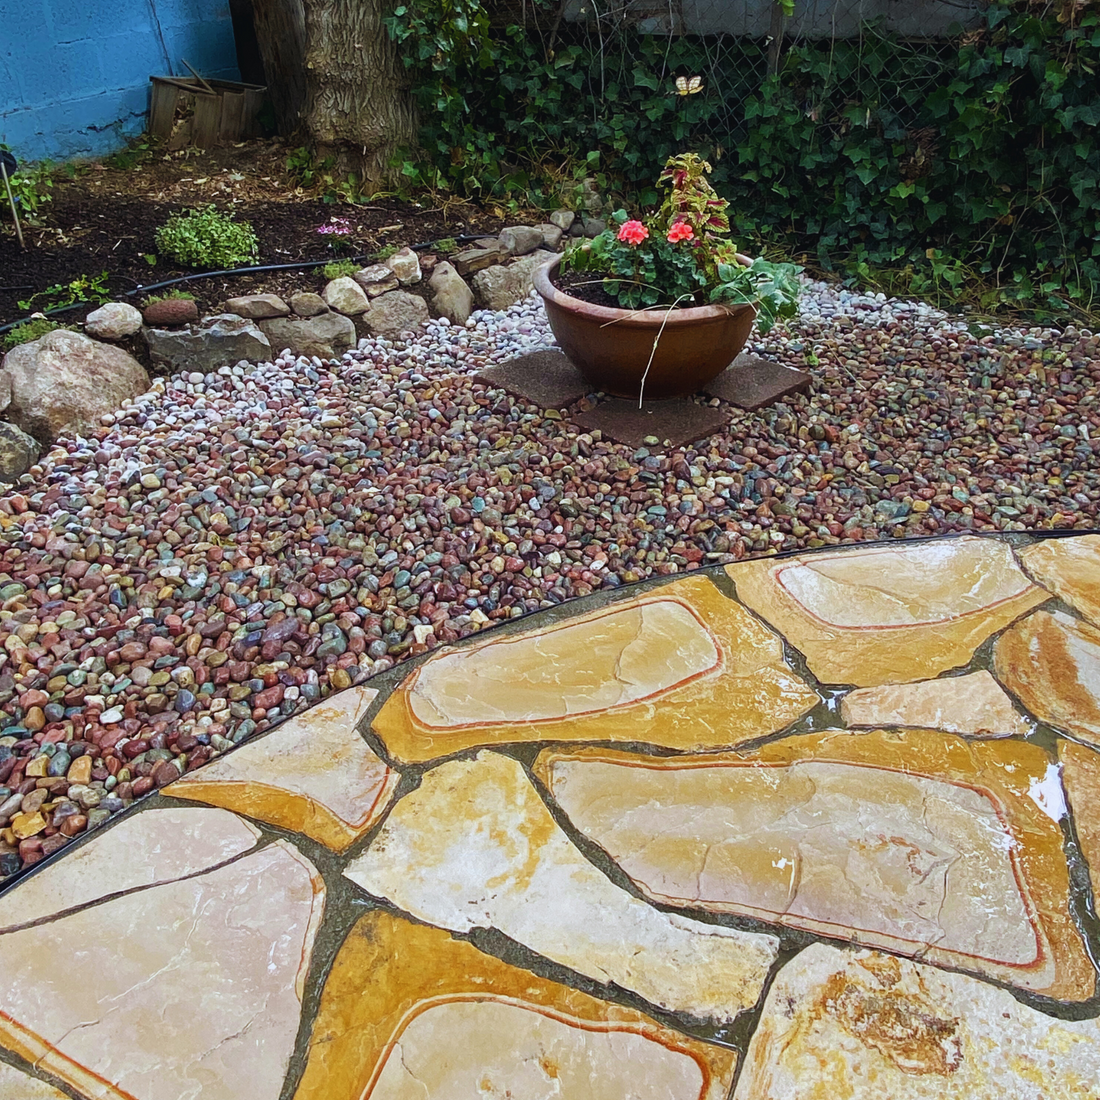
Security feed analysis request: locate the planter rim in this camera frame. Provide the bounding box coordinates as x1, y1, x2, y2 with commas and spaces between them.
534, 255, 755, 328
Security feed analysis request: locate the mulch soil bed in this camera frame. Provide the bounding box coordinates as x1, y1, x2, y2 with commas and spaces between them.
0, 138, 507, 367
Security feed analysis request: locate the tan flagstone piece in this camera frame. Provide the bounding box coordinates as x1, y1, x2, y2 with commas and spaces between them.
0, 1059, 72, 1099
0, 840, 325, 1100
371, 574, 817, 763
728, 537, 1047, 686
1059, 738, 1100, 889
995, 609, 1100, 748
840, 670, 1031, 736
0, 807, 260, 932
534, 730, 1094, 1000
344, 751, 779, 1022
168, 686, 396, 851
734, 944, 1100, 1100
1021, 534, 1100, 627
294, 909, 737, 1100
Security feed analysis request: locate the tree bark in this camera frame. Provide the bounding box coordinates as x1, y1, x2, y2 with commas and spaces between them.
251, 0, 417, 187
251, 0, 308, 133
302, 0, 418, 187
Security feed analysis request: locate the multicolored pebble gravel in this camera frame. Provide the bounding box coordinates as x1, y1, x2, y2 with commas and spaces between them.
0, 280, 1097, 875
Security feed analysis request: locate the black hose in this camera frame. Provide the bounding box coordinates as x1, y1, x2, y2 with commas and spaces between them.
0, 234, 487, 335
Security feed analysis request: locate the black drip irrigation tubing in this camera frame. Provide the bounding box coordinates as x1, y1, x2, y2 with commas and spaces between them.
0, 234, 487, 336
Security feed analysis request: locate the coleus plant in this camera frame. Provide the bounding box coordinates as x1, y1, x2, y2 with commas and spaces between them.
561, 153, 801, 332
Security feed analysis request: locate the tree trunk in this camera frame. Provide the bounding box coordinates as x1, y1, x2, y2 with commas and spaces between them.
302, 0, 418, 187
251, 0, 417, 187
251, 0, 308, 133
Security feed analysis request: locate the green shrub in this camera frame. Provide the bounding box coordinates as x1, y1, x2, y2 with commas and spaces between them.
374, 243, 399, 261
143, 289, 196, 305
155, 206, 259, 269
434, 237, 458, 253
322, 260, 358, 280
1, 318, 69, 352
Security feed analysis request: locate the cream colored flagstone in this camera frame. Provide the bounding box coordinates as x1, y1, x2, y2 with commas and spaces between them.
734, 944, 1100, 1100
0, 840, 325, 1100
534, 731, 1095, 1001
343, 751, 779, 1023
294, 909, 737, 1100
168, 686, 396, 851
995, 609, 1100, 748
840, 670, 1031, 736
728, 536, 1047, 686
1059, 738, 1100, 891
0, 807, 260, 932
371, 574, 817, 763
0, 1059, 72, 1099
1021, 534, 1100, 627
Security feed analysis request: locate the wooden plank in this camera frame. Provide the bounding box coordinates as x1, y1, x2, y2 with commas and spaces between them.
148, 80, 181, 141
193, 93, 221, 148
219, 90, 246, 141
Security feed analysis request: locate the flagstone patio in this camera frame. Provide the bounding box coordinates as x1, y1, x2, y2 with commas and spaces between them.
0, 531, 1097, 1100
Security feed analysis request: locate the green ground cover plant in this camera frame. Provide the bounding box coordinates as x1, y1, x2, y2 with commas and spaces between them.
1, 318, 69, 352
155, 206, 259, 269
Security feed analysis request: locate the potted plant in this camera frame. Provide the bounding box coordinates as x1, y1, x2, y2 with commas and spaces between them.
533, 153, 801, 401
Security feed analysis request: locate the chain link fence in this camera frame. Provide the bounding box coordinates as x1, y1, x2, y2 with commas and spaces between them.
486, 0, 983, 157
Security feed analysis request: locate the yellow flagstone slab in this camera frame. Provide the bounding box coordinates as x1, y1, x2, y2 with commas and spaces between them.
1059, 738, 1100, 891
371, 574, 817, 763
1021, 534, 1100, 627
728, 537, 1047, 686
995, 609, 1100, 748
534, 730, 1094, 1001
0, 807, 261, 933
840, 670, 1031, 736
734, 944, 1100, 1100
344, 751, 779, 1023
293, 909, 737, 1100
0, 840, 325, 1100
168, 686, 396, 851
0, 1059, 72, 1099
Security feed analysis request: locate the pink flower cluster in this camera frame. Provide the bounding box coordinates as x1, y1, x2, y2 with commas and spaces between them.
317, 217, 352, 237
666, 221, 694, 243
616, 220, 649, 246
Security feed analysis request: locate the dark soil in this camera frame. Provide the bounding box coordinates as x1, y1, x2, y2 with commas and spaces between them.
551, 265, 707, 309
0, 138, 509, 358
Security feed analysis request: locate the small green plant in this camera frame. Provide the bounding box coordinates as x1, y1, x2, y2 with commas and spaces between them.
375, 244, 399, 261
155, 205, 259, 269
17, 272, 111, 312
322, 260, 359, 280
104, 138, 155, 171
1, 318, 70, 352
143, 289, 195, 306
434, 237, 458, 253
0, 148, 53, 225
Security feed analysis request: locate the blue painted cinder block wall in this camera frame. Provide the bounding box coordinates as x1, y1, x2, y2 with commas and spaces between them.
0, 0, 240, 163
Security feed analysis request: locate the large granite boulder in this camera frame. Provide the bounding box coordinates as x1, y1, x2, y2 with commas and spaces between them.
471, 251, 557, 311
84, 302, 143, 340
0, 330, 149, 444
144, 314, 271, 374
258, 313, 356, 360
429, 263, 474, 326
361, 291, 431, 339
224, 294, 290, 320
0, 422, 40, 482
322, 277, 370, 316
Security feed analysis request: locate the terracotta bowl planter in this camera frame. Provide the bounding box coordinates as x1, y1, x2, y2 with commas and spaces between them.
533, 255, 756, 400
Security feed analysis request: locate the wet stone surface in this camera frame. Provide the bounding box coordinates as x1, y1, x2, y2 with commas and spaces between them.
0, 531, 1097, 1098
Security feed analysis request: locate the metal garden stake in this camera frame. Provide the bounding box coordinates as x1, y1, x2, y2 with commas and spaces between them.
0, 150, 24, 249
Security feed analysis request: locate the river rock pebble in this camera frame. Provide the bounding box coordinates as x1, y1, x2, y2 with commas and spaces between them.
0, 278, 1097, 875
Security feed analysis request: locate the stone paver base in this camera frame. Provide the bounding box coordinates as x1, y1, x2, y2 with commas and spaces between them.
1, 532, 1099, 1099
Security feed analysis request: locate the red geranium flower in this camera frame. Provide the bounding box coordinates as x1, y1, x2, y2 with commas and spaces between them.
666, 221, 694, 243
617, 220, 649, 246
